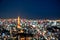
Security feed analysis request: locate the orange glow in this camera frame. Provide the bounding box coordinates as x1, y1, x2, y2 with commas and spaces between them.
17, 16, 21, 28
20, 30, 24, 33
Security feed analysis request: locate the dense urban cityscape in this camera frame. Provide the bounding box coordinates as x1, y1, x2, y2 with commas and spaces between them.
0, 0, 60, 40
0, 16, 60, 40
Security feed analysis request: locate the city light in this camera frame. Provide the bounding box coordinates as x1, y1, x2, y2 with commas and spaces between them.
0, 17, 60, 40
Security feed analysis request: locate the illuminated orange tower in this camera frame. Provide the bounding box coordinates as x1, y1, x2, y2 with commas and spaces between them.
17, 16, 24, 33
17, 16, 21, 28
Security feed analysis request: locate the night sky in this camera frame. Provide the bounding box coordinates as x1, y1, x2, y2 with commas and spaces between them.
0, 0, 60, 19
